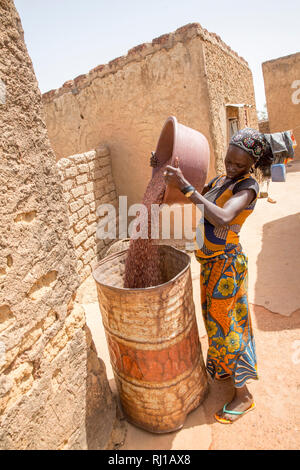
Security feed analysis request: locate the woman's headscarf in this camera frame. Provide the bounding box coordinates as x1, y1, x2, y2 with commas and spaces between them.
229, 128, 271, 166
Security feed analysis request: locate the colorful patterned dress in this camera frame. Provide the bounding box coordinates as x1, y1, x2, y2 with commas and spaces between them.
194, 173, 259, 388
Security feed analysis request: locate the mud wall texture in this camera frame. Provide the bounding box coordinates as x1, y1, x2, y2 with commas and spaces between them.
57, 146, 118, 283
202, 41, 258, 174
42, 23, 256, 208
263, 53, 300, 159
258, 120, 270, 134
0, 0, 122, 449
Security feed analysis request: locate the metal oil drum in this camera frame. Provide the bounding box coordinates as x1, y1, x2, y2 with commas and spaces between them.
92, 244, 208, 433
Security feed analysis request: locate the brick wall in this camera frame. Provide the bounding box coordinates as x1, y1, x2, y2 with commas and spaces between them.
57, 145, 119, 282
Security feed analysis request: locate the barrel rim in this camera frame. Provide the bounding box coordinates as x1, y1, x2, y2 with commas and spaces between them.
92, 244, 191, 292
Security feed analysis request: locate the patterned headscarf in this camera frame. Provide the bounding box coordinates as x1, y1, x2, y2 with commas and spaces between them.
230, 128, 269, 162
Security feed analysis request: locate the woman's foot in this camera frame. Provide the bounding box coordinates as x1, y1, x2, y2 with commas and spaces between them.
215, 385, 254, 423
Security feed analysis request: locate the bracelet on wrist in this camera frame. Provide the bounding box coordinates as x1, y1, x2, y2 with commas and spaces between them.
181, 185, 196, 198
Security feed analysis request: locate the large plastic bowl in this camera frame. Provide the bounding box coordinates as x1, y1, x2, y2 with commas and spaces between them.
152, 116, 210, 204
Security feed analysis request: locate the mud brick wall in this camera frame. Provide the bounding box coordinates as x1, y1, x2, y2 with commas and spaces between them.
258, 120, 270, 134
202, 40, 258, 175
0, 0, 123, 449
42, 23, 257, 208
263, 53, 300, 159
57, 146, 119, 282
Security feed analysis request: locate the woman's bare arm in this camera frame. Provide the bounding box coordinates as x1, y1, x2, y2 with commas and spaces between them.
163, 161, 255, 227
189, 188, 255, 226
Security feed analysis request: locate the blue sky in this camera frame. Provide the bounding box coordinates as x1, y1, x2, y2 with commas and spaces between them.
15, 0, 299, 111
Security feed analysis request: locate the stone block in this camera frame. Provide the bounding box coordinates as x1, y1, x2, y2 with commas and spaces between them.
85, 182, 94, 193
78, 206, 90, 221
63, 179, 74, 191
83, 236, 94, 251
74, 230, 88, 248
76, 174, 88, 185
73, 153, 86, 164
83, 193, 94, 204
71, 186, 85, 199
86, 223, 97, 237
74, 219, 87, 234
78, 164, 90, 174
65, 166, 78, 179
68, 212, 79, 227
84, 151, 96, 162
98, 157, 111, 168
58, 158, 72, 170
95, 145, 110, 157
69, 199, 84, 213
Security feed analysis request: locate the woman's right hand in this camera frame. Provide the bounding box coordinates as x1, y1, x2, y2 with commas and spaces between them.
150, 151, 159, 168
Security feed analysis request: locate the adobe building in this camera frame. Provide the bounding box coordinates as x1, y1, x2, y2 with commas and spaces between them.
258, 120, 270, 134
42, 23, 258, 209
0, 0, 124, 449
262, 52, 300, 159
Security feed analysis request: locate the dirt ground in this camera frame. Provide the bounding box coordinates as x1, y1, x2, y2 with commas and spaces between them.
77, 160, 300, 450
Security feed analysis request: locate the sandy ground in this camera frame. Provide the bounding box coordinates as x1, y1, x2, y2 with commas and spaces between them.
77, 161, 300, 450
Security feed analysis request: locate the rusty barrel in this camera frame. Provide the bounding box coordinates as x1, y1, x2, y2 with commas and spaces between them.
92, 244, 208, 433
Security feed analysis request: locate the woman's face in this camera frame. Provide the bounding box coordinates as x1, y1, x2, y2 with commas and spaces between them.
225, 144, 254, 179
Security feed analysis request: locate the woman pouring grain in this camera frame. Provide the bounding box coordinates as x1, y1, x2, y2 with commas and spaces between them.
160, 128, 274, 424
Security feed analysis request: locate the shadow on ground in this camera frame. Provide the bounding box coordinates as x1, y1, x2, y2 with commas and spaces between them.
253, 212, 300, 330
286, 160, 300, 173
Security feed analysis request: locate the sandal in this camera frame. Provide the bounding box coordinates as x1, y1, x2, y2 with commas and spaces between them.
214, 402, 256, 424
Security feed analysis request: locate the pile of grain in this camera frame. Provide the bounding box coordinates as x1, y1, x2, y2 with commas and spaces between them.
124, 160, 171, 288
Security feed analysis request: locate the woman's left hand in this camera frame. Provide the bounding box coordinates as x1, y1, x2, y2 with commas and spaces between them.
163, 157, 190, 190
